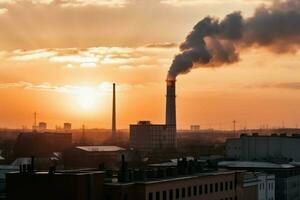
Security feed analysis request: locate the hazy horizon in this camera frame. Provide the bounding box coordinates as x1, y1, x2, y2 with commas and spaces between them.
0, 0, 300, 130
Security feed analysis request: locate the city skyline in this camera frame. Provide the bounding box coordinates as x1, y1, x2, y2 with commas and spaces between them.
0, 0, 300, 129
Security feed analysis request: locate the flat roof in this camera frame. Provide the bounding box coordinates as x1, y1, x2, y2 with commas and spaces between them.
76, 146, 125, 152
105, 170, 244, 186
219, 161, 295, 169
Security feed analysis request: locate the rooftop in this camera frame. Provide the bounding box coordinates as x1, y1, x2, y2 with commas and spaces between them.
218, 161, 295, 169
76, 146, 125, 152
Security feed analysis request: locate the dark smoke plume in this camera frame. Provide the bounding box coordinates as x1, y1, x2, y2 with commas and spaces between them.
168, 0, 300, 79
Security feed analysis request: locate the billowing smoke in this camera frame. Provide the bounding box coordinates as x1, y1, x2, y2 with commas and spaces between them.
168, 0, 300, 79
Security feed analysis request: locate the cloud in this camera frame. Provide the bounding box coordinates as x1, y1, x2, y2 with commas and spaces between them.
160, 0, 271, 6
0, 8, 7, 14
11, 49, 57, 61
0, 81, 134, 95
257, 82, 300, 90
145, 42, 178, 48
3, 45, 175, 68
59, 0, 129, 8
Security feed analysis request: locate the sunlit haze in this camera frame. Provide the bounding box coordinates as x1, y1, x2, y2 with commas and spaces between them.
0, 0, 299, 130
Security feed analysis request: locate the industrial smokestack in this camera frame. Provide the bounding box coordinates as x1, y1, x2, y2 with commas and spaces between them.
165, 77, 176, 127
112, 83, 116, 139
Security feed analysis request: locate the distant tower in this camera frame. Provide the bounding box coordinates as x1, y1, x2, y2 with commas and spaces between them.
112, 83, 117, 139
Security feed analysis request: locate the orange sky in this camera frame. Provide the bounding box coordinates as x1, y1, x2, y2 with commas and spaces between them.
0, 0, 300, 130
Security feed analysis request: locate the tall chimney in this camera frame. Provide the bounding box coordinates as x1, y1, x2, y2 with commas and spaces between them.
112, 83, 116, 139
165, 79, 176, 127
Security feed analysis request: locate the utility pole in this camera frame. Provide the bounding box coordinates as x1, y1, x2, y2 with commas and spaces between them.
33, 112, 37, 132
233, 120, 237, 137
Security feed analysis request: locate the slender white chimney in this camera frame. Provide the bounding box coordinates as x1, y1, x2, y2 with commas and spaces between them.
165, 79, 176, 127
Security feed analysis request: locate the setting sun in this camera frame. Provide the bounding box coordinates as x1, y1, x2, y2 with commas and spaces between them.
74, 87, 98, 110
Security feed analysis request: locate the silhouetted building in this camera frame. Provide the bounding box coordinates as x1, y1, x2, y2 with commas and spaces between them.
13, 132, 72, 157
6, 169, 104, 200
64, 123, 72, 131
38, 122, 47, 131
63, 146, 127, 169
219, 161, 300, 200
226, 134, 300, 161
130, 121, 176, 152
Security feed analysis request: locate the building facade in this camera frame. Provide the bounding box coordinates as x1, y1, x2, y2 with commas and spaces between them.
130, 121, 176, 152
105, 171, 257, 200
226, 134, 300, 161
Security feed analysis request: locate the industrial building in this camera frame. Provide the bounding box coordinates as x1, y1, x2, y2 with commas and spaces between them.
104, 157, 260, 200
63, 146, 127, 169
219, 161, 300, 200
130, 79, 177, 152
13, 132, 72, 158
6, 168, 104, 200
226, 133, 300, 161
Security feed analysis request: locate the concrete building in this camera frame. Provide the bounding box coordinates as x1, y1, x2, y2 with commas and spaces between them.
13, 132, 72, 157
226, 134, 300, 161
6, 168, 104, 200
219, 161, 300, 200
129, 79, 177, 152
63, 146, 127, 169
105, 170, 257, 200
63, 123, 72, 131
38, 122, 47, 131
130, 121, 176, 152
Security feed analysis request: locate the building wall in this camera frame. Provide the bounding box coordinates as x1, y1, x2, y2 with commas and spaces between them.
6, 171, 104, 200
257, 174, 275, 200
226, 135, 300, 161
105, 172, 258, 200
130, 122, 176, 152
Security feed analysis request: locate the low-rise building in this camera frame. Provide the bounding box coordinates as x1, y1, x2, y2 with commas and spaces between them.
226, 134, 300, 161
63, 146, 127, 169
219, 161, 300, 200
6, 168, 105, 200
130, 121, 176, 152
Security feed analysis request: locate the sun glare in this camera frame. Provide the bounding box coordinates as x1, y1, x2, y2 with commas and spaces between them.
75, 87, 98, 110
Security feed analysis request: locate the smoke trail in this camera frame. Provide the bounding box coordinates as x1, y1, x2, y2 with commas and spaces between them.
168, 0, 300, 79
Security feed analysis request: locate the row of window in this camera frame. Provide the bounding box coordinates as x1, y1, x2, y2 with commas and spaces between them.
148, 180, 236, 200
259, 182, 274, 190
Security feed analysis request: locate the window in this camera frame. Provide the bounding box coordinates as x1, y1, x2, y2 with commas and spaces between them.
182, 188, 186, 198
156, 192, 160, 200
199, 185, 203, 195
210, 184, 213, 193
149, 192, 153, 200
188, 187, 191, 197
123, 194, 128, 200
169, 190, 173, 200
176, 189, 179, 199
230, 181, 233, 190
193, 186, 197, 196
225, 198, 228, 200
225, 182, 228, 191
205, 184, 208, 194
234, 196, 238, 200
163, 191, 167, 200
215, 183, 219, 192
220, 182, 224, 191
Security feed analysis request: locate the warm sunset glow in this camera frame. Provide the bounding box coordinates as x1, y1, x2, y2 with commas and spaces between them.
75, 87, 97, 110
0, 0, 299, 130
